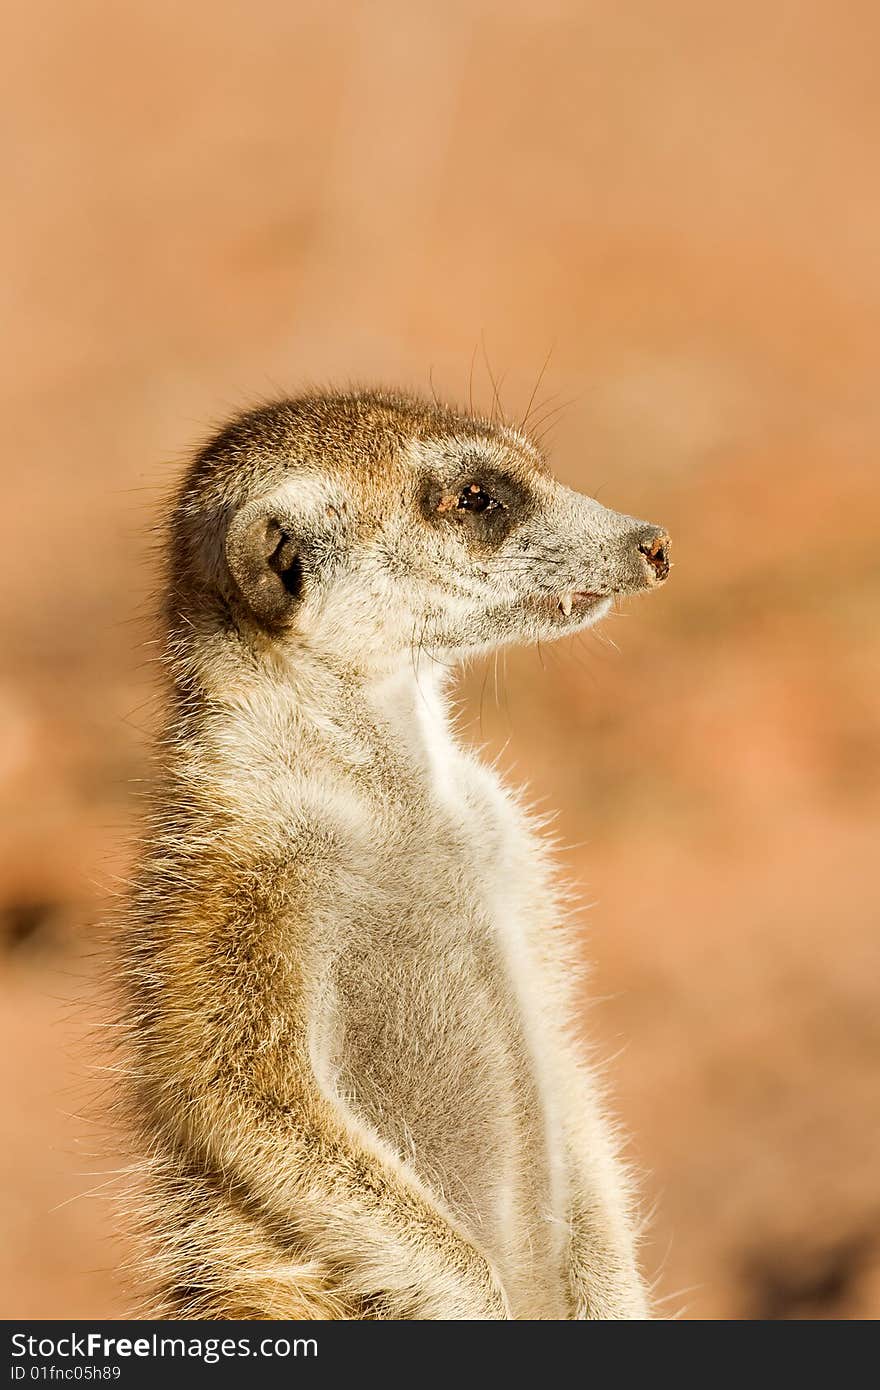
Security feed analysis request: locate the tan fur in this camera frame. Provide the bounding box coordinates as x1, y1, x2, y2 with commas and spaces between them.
117, 388, 670, 1319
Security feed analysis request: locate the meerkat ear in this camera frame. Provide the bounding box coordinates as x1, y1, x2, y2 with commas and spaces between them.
225, 498, 303, 627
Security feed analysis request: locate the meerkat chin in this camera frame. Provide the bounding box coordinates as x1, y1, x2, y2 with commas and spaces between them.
118, 387, 669, 1320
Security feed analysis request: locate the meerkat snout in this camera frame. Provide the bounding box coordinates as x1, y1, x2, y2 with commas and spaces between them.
636, 527, 671, 584
553, 521, 671, 621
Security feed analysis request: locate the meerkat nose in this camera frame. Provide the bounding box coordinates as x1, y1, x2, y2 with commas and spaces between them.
636, 528, 671, 584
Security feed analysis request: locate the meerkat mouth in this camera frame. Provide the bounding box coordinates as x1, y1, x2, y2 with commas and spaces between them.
557, 591, 603, 618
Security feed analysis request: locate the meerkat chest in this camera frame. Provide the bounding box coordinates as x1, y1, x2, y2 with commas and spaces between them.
319, 749, 569, 1313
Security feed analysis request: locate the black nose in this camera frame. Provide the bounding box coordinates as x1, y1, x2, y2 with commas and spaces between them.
636, 527, 671, 583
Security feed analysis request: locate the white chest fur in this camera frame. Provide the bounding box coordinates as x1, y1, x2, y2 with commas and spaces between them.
302, 668, 572, 1315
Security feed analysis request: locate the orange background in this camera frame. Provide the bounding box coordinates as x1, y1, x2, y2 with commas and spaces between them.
2, 1, 878, 1318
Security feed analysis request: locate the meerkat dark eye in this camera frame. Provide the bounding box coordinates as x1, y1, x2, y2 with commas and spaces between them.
457, 484, 504, 514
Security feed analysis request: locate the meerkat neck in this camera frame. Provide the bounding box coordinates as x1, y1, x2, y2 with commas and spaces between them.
164, 626, 457, 804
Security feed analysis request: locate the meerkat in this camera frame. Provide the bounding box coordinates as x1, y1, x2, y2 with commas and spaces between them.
119, 387, 671, 1321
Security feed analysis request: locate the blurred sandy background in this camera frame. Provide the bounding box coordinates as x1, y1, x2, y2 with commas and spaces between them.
2, 0, 879, 1319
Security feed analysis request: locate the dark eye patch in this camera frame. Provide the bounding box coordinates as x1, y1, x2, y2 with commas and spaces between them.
419, 463, 533, 548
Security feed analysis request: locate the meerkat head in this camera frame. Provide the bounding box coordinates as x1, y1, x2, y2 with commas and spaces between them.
168, 389, 670, 677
